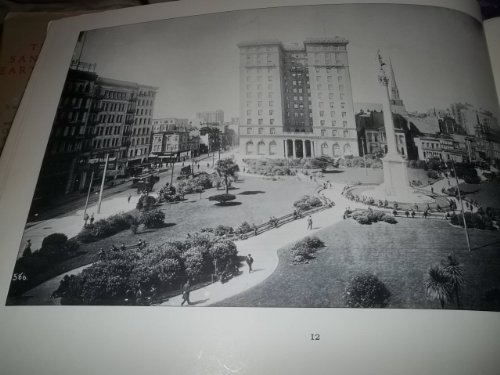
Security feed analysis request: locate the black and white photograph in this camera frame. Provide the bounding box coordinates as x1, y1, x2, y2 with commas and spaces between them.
5, 2, 500, 310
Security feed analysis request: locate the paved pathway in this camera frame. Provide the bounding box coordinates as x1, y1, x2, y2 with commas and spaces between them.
161, 179, 365, 307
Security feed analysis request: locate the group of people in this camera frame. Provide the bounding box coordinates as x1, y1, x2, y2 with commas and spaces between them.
83, 212, 95, 227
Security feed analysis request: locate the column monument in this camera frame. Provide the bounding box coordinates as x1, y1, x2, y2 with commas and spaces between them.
377, 52, 411, 201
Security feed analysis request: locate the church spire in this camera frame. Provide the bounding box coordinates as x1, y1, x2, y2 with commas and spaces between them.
389, 57, 400, 101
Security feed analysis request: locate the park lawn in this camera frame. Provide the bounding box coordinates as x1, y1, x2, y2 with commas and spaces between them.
215, 218, 500, 310
11, 174, 318, 299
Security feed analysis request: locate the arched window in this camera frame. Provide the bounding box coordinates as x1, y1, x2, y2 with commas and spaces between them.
343, 143, 352, 156
246, 141, 254, 155
321, 142, 328, 155
257, 141, 266, 155
333, 143, 340, 156
269, 140, 277, 155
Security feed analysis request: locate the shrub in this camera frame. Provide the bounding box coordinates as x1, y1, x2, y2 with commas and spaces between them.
290, 236, 325, 263
38, 233, 79, 259
293, 195, 323, 211
77, 213, 137, 243
209, 239, 237, 269
350, 209, 397, 225
427, 170, 439, 179
140, 209, 165, 228
343, 273, 391, 308
450, 212, 494, 230
208, 193, 236, 205
214, 225, 234, 237
236, 221, 252, 234
136, 195, 157, 211
182, 247, 206, 278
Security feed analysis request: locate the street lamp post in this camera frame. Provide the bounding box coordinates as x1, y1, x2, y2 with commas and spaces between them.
450, 160, 472, 252
97, 153, 109, 214
83, 168, 94, 218
361, 137, 367, 176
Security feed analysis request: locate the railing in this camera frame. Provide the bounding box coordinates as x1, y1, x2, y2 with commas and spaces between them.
227, 197, 334, 241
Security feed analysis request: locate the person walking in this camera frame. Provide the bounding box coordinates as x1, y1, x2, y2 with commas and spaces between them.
84, 213, 89, 227
181, 280, 191, 306
90, 213, 95, 225
307, 215, 313, 230
246, 254, 254, 273
128, 194, 132, 203
405, 209, 409, 218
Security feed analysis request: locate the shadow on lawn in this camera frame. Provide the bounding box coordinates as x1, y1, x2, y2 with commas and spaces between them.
215, 202, 242, 207
140, 223, 176, 232
238, 190, 265, 195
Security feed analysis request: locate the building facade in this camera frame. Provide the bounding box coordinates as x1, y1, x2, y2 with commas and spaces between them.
238, 38, 359, 159
196, 110, 224, 125
128, 85, 157, 164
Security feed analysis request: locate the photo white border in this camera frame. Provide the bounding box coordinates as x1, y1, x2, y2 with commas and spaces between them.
1, 1, 499, 374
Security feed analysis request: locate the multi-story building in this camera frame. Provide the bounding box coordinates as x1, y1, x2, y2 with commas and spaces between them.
238, 38, 359, 158
91, 77, 140, 177
128, 85, 157, 164
196, 110, 224, 125
450, 103, 498, 137
35, 64, 98, 199
151, 131, 191, 161
152, 118, 189, 132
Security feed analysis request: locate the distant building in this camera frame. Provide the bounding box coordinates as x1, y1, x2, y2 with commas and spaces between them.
196, 110, 224, 125
356, 109, 407, 157
238, 38, 359, 158
152, 118, 189, 132
450, 103, 498, 137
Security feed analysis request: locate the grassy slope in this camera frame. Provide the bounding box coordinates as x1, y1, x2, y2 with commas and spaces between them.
215, 218, 500, 310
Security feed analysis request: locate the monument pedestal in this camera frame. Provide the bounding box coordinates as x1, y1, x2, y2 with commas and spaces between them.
382, 152, 411, 202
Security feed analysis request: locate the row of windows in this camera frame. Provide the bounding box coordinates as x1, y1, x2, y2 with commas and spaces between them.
247, 109, 275, 116
54, 125, 86, 137
246, 83, 274, 91
93, 137, 122, 149
318, 119, 349, 127
96, 125, 122, 136
246, 118, 276, 125
98, 114, 125, 124
131, 137, 149, 146
245, 127, 277, 135
320, 129, 350, 138
58, 110, 88, 123
136, 108, 152, 116
102, 90, 128, 100
100, 101, 127, 112
132, 127, 150, 136
134, 117, 152, 125
129, 147, 148, 157
51, 140, 83, 154
62, 97, 92, 109
137, 98, 154, 107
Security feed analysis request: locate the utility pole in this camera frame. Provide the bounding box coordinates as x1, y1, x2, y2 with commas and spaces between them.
83, 168, 94, 217
97, 153, 109, 214
170, 159, 175, 186
361, 137, 367, 176
451, 160, 472, 252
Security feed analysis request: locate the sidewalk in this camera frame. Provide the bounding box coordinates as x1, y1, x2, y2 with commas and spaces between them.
19, 194, 141, 257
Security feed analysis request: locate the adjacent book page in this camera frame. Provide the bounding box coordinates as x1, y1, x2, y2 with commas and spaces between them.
1, 1, 499, 374
485, 17, 500, 108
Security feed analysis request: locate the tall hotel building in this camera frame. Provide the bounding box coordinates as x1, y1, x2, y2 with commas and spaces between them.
238, 38, 359, 158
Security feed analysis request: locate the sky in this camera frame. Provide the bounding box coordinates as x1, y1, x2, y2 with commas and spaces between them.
77, 3, 500, 122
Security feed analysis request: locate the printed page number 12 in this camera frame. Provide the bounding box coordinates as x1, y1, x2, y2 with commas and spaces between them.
310, 333, 320, 341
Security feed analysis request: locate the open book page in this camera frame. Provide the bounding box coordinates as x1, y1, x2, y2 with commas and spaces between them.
1, 1, 499, 374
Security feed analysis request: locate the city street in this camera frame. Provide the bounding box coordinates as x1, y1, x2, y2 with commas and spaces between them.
18, 149, 234, 256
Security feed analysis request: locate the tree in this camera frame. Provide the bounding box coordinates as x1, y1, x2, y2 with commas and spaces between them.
425, 265, 452, 309
441, 254, 465, 309
214, 158, 239, 194
343, 273, 391, 308
208, 193, 236, 205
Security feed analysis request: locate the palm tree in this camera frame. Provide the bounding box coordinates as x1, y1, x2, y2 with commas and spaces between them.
425, 265, 452, 309
441, 254, 465, 309
214, 158, 239, 194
